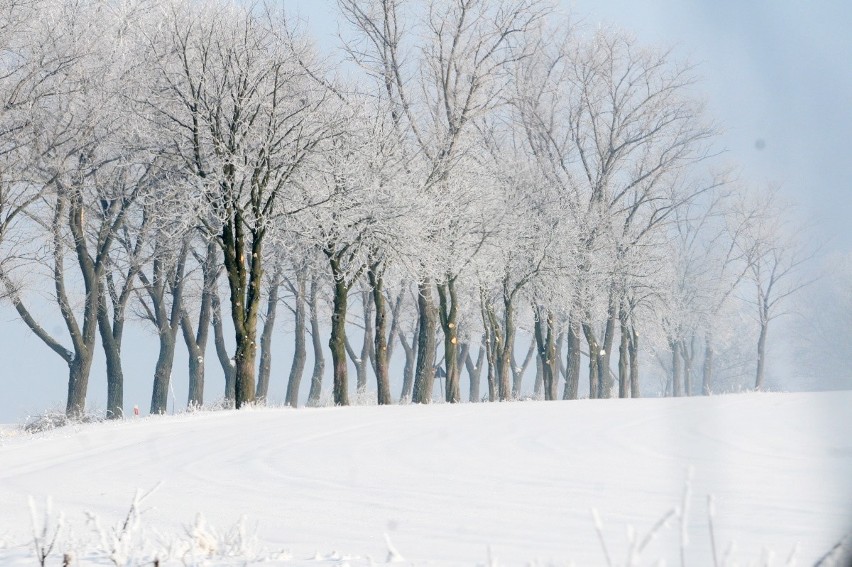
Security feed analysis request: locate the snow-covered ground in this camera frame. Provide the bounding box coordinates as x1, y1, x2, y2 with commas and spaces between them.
1, 392, 850, 565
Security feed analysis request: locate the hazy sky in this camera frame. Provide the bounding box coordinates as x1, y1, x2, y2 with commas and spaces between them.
2, 1, 850, 421
286, 0, 852, 248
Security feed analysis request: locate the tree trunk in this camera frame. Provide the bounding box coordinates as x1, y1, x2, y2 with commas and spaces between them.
555, 331, 566, 386
437, 278, 460, 403
256, 280, 280, 402
140, 242, 188, 415
671, 339, 683, 397
534, 349, 543, 399
701, 334, 713, 395
307, 277, 325, 406
755, 321, 768, 390
397, 324, 417, 402
564, 319, 580, 400
369, 268, 392, 405
534, 309, 557, 400
600, 308, 617, 398
546, 314, 558, 400
66, 354, 93, 418
681, 338, 694, 396
150, 331, 176, 414
513, 337, 536, 398
484, 336, 497, 403
182, 301, 210, 409
186, 340, 205, 408
385, 290, 404, 362
347, 290, 373, 396
412, 280, 437, 404
211, 292, 235, 404
329, 267, 350, 406
66, 195, 102, 417
232, 326, 257, 408
497, 297, 516, 401
98, 287, 125, 419
464, 339, 484, 402
480, 292, 498, 402
221, 222, 262, 409
628, 324, 639, 398
284, 274, 307, 407
618, 309, 629, 399
182, 241, 215, 408
582, 323, 599, 399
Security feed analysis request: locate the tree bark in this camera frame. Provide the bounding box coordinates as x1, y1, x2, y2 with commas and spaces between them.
100, 258, 141, 419
600, 307, 617, 398
66, 355, 94, 418
513, 337, 536, 398
369, 267, 392, 405
455, 342, 469, 396
358, 290, 374, 395
256, 278, 281, 402
67, 193, 105, 417
701, 334, 713, 395
329, 260, 350, 406
343, 290, 373, 397
534, 349, 543, 399
534, 309, 558, 400
412, 280, 437, 404
681, 337, 694, 396
211, 292, 236, 404
183, 323, 205, 408
437, 278, 460, 403
618, 308, 629, 398
464, 339, 484, 402
284, 273, 307, 407
181, 241, 216, 408
385, 289, 404, 362
555, 331, 566, 384
564, 319, 581, 400
398, 328, 415, 402
142, 243, 188, 416
582, 323, 600, 399
481, 294, 501, 402
98, 288, 125, 419
484, 336, 497, 402
755, 321, 768, 390
496, 294, 517, 401
343, 292, 373, 397
221, 221, 262, 409
307, 277, 325, 406
671, 339, 683, 397
628, 324, 640, 398
150, 331, 176, 414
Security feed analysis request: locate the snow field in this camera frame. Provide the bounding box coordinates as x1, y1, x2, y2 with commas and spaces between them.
0, 391, 850, 565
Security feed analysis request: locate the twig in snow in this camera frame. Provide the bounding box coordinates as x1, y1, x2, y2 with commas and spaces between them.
707, 494, 719, 567
591, 508, 613, 567
814, 533, 851, 566
28, 496, 65, 567
784, 542, 800, 566
384, 533, 404, 563
679, 466, 694, 567
636, 508, 677, 557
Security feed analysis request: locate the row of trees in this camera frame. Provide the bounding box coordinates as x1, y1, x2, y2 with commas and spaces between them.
0, 0, 812, 418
